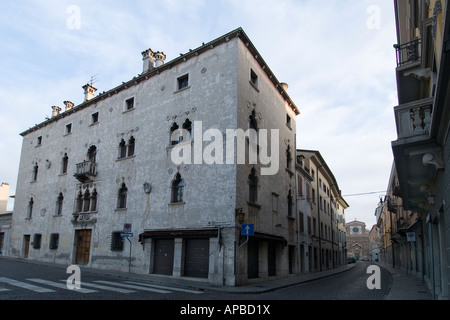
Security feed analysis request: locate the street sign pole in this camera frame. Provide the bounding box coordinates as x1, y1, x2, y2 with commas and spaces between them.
236, 224, 254, 286
237, 234, 249, 286
127, 237, 132, 273
121, 224, 133, 273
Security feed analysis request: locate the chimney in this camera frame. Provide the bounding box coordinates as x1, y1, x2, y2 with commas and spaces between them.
155, 51, 167, 68
142, 48, 156, 72
64, 101, 74, 111
82, 83, 97, 102
280, 83, 289, 91
52, 106, 61, 118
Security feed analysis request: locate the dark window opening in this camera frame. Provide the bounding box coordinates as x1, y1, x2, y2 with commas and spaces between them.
249, 110, 258, 131
171, 173, 185, 203
91, 112, 99, 124
110, 232, 124, 252
128, 136, 135, 157
33, 234, 42, 249
62, 153, 69, 174
126, 97, 134, 110
49, 234, 59, 250
249, 167, 258, 203
178, 74, 189, 90
117, 183, 128, 209
55, 192, 64, 215
170, 123, 181, 145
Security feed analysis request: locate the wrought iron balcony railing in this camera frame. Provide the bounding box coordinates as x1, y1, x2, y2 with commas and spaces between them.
394, 39, 421, 67
74, 161, 97, 182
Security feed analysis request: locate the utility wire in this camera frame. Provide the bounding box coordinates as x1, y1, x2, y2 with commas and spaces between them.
342, 191, 386, 197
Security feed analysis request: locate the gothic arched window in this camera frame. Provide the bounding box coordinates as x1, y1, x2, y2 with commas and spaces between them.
248, 167, 258, 203
171, 173, 185, 203
117, 183, 128, 209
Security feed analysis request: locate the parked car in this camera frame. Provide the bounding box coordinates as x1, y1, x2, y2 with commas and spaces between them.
347, 257, 356, 264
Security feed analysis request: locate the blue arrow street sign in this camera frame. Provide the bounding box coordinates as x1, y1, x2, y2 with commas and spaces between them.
241, 224, 254, 236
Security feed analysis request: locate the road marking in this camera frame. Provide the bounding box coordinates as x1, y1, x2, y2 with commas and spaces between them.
59, 280, 136, 293
123, 281, 204, 294
27, 279, 97, 293
0, 277, 55, 293
94, 280, 171, 294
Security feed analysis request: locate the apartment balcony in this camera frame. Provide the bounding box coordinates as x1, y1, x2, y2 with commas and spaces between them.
391, 97, 442, 213
74, 161, 97, 183
394, 39, 421, 69
392, 97, 433, 144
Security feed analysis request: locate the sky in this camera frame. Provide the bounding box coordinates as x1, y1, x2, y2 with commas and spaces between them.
0, 0, 399, 228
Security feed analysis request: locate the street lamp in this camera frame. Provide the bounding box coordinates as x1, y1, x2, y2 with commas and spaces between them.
235, 208, 245, 224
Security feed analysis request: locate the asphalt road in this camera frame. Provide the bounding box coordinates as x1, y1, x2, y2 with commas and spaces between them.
0, 257, 390, 317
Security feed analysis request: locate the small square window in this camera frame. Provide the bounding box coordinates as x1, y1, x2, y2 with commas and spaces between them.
91, 112, 99, 124
177, 74, 189, 90
125, 97, 134, 111
65, 123, 72, 134
250, 69, 258, 87
286, 114, 292, 127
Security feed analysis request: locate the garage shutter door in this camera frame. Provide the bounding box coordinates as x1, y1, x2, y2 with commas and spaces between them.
247, 239, 259, 279
153, 239, 174, 275
184, 239, 209, 278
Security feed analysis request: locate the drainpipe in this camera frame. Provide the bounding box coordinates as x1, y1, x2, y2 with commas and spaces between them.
428, 218, 436, 300
390, 207, 395, 269
316, 164, 324, 272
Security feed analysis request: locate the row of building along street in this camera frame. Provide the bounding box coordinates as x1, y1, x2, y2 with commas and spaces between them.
369, 0, 450, 300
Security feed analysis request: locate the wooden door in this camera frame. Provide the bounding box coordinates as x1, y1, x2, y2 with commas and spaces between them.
0, 233, 4, 254
247, 239, 259, 279
75, 230, 91, 265
23, 235, 30, 258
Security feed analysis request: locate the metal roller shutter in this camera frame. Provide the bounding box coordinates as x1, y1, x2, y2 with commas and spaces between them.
184, 238, 209, 278
247, 239, 259, 279
153, 239, 174, 275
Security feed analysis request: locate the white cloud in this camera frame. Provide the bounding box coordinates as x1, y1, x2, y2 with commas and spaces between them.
0, 0, 400, 225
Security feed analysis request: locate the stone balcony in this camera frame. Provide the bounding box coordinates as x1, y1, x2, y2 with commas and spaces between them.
74, 161, 97, 183
392, 97, 434, 144
391, 96, 443, 213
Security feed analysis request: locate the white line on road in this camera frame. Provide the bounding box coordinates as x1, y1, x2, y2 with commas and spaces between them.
0, 277, 55, 293
94, 280, 171, 294
27, 279, 97, 293
123, 281, 204, 294
59, 280, 136, 293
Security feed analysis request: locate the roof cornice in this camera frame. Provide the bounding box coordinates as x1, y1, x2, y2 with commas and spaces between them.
21, 27, 299, 137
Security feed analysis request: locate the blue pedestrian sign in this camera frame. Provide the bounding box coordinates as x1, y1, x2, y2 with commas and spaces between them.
241, 224, 254, 236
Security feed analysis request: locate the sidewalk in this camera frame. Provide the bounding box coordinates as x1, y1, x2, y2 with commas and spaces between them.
375, 263, 432, 300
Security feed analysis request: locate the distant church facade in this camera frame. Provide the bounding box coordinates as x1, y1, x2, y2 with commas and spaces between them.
346, 220, 370, 260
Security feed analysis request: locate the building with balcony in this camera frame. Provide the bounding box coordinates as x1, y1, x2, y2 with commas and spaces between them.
8, 28, 301, 286
391, 0, 449, 299
295, 150, 349, 272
